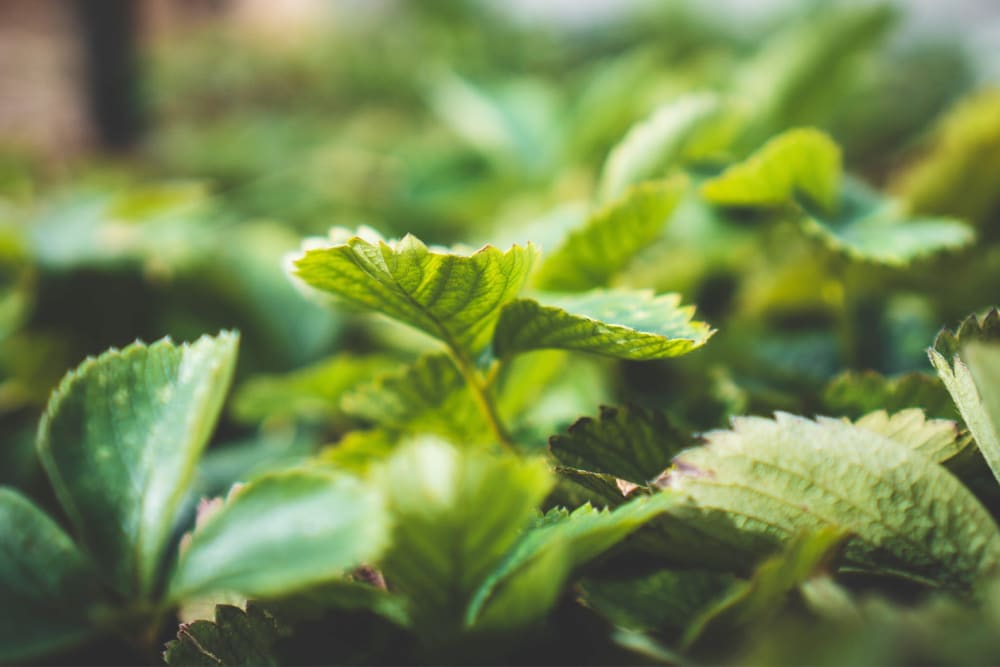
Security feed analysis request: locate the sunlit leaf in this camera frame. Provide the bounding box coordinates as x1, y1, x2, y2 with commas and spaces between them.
493, 289, 712, 360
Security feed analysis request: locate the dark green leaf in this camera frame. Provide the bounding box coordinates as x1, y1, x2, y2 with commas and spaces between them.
37, 332, 239, 596
163, 603, 287, 667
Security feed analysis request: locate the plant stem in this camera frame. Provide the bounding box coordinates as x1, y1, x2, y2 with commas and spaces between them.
450, 351, 517, 453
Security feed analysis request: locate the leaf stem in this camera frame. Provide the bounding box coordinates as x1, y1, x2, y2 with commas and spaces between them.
450, 352, 517, 453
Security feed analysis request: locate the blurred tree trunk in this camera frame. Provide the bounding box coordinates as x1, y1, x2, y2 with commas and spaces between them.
71, 0, 143, 151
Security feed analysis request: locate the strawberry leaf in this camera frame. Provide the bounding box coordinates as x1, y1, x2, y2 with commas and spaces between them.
168, 470, 388, 601
662, 413, 1000, 589
0, 488, 100, 662
163, 603, 288, 667
37, 332, 239, 597
534, 178, 687, 292
493, 290, 712, 360
291, 228, 537, 358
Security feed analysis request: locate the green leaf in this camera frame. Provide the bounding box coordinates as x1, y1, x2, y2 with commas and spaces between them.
534, 178, 687, 292
661, 413, 1000, 589
894, 89, 1000, 225
580, 568, 737, 634
493, 289, 713, 360
851, 409, 972, 466
468, 494, 678, 632
292, 228, 537, 357
682, 528, 847, 649
801, 179, 974, 266
374, 439, 552, 636
169, 470, 388, 601
340, 352, 484, 443
318, 429, 399, 475
37, 332, 239, 597
230, 354, 394, 425
550, 405, 691, 486
823, 370, 954, 420
929, 310, 1000, 484
163, 603, 287, 667
598, 93, 726, 202
701, 128, 842, 214
0, 488, 99, 662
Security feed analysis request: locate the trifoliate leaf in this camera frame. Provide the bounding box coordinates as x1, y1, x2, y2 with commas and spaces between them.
493, 290, 712, 360
0, 488, 99, 662
893, 88, 1000, 225
169, 470, 388, 600
701, 128, 842, 214
550, 405, 692, 487
340, 353, 486, 443
801, 179, 973, 266
292, 228, 537, 357
682, 527, 847, 649
163, 603, 288, 667
374, 439, 552, 637
661, 413, 1000, 589
230, 354, 394, 425
534, 178, 687, 292
598, 93, 729, 202
851, 409, 971, 466
580, 568, 737, 634
468, 494, 679, 631
929, 310, 1000, 484
37, 332, 239, 597
823, 370, 954, 420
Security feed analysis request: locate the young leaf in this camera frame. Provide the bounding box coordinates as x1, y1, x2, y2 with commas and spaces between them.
163, 603, 287, 667
534, 178, 687, 292
0, 488, 99, 662
598, 93, 726, 202
493, 289, 712, 360
468, 494, 679, 632
37, 332, 239, 597
291, 228, 537, 357
851, 409, 971, 466
550, 405, 691, 487
374, 439, 552, 636
340, 352, 485, 443
230, 354, 394, 425
661, 413, 1000, 589
682, 528, 847, 649
800, 179, 973, 266
929, 309, 1000, 484
823, 370, 954, 420
701, 128, 842, 214
169, 470, 388, 601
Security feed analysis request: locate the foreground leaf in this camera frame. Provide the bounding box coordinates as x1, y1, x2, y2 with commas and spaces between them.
0, 489, 99, 662
164, 603, 287, 667
661, 413, 1000, 588
851, 409, 971, 466
929, 309, 1000, 484
701, 128, 842, 213
292, 228, 537, 357
534, 178, 687, 291
493, 290, 712, 360
169, 470, 388, 600
375, 439, 551, 636
37, 332, 239, 596
468, 494, 679, 631
550, 405, 691, 487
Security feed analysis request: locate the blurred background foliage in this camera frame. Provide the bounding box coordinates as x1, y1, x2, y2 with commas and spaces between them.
2, 1, 1000, 661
